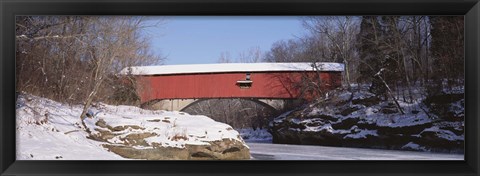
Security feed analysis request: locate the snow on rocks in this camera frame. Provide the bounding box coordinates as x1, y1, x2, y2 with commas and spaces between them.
269, 85, 464, 153
401, 142, 428, 152
420, 126, 464, 141
237, 128, 272, 142
343, 128, 378, 139
16, 93, 250, 160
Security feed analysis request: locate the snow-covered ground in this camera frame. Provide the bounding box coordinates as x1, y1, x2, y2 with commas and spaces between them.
16, 94, 246, 160
16, 95, 124, 160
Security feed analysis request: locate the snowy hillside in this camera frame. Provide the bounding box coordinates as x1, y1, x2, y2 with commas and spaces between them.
16, 94, 249, 160
16, 94, 123, 160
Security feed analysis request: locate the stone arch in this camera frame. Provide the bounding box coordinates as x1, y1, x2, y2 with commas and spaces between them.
141, 99, 196, 111
141, 98, 304, 113
180, 98, 281, 113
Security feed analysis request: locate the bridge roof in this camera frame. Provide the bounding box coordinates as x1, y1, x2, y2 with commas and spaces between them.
120, 62, 344, 76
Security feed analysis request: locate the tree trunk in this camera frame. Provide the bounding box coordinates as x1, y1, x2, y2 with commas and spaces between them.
377, 75, 405, 114
79, 78, 103, 131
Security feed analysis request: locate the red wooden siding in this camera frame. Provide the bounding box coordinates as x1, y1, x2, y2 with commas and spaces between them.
135, 71, 342, 104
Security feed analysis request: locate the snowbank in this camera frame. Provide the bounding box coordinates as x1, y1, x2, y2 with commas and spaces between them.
16, 94, 124, 160
16, 94, 250, 160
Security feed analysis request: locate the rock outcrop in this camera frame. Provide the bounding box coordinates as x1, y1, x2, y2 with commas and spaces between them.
101, 138, 249, 160
85, 105, 251, 160
269, 87, 464, 153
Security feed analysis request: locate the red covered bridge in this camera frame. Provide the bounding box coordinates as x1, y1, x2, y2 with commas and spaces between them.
120, 62, 344, 111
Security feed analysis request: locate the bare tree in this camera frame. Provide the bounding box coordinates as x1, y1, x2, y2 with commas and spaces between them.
237, 46, 263, 63
79, 17, 164, 129
16, 16, 165, 129
302, 16, 360, 91
217, 51, 233, 63
264, 39, 309, 62
16, 16, 94, 103
218, 47, 264, 63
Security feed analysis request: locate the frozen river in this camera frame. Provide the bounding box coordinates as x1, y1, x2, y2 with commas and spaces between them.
247, 142, 464, 160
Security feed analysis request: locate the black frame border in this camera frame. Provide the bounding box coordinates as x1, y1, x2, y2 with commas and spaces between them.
1, 0, 479, 176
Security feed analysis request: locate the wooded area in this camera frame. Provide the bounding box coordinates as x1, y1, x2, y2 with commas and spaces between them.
266, 16, 463, 97
203, 16, 464, 128
16, 16, 164, 105
16, 16, 164, 128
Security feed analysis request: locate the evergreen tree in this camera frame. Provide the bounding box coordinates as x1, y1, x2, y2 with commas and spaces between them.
378, 16, 403, 86
356, 16, 387, 97
429, 16, 464, 87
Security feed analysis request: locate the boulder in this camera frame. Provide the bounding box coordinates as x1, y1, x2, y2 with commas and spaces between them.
103, 138, 250, 160
85, 109, 250, 160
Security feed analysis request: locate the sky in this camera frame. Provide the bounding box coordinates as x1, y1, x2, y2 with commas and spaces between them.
143, 16, 307, 65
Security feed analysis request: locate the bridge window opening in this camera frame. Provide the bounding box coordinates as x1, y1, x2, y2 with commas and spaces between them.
236, 73, 253, 89
236, 80, 253, 89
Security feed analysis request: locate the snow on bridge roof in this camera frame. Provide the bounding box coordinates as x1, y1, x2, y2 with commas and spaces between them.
120, 62, 344, 76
